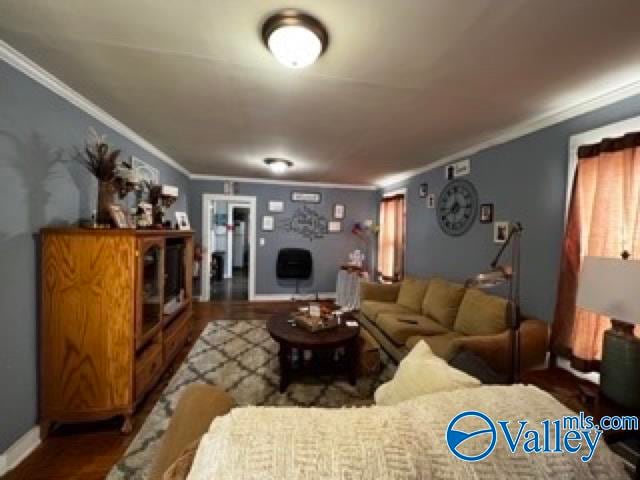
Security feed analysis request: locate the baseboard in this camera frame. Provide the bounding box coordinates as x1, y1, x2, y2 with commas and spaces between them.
0, 426, 41, 476
252, 292, 337, 302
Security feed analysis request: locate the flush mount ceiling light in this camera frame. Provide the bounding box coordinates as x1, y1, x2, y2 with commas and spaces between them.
264, 157, 293, 174
262, 10, 328, 68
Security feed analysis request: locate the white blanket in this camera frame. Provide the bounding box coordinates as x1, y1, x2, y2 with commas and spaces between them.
188, 385, 628, 479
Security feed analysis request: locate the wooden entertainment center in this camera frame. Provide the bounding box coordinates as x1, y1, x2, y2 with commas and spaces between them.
39, 228, 194, 434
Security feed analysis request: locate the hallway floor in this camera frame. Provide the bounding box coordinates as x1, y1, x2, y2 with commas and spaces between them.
211, 268, 248, 301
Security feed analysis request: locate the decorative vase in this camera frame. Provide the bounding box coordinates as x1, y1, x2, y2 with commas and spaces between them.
96, 180, 115, 225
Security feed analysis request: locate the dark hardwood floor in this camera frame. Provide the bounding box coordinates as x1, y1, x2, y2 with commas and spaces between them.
4, 301, 601, 479
3, 301, 297, 480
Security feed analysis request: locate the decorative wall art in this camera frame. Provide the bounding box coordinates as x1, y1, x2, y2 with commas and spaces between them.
445, 159, 471, 179
480, 204, 494, 223
262, 215, 275, 231
223, 181, 236, 195
494, 221, 510, 244
291, 191, 322, 203
268, 200, 284, 213
132, 156, 159, 186
419, 183, 428, 198
333, 203, 345, 219
426, 193, 435, 209
279, 206, 328, 241
328, 221, 342, 233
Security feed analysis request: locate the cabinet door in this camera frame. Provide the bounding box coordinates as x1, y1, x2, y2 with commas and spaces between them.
136, 237, 164, 349
41, 233, 135, 417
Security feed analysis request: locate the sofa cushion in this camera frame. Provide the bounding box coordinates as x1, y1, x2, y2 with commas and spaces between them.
406, 332, 464, 361
360, 300, 412, 323
376, 312, 449, 345
396, 277, 429, 312
374, 340, 481, 405
454, 288, 508, 336
421, 278, 465, 328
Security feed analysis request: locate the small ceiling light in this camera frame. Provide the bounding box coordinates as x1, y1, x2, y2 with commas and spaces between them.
262, 10, 328, 68
264, 158, 293, 174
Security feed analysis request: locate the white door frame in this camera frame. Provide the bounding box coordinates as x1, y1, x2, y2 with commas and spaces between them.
201, 194, 257, 302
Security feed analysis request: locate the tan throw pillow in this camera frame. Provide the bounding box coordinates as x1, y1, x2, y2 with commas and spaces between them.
374, 340, 481, 405
396, 277, 429, 312
422, 278, 465, 328
454, 288, 508, 336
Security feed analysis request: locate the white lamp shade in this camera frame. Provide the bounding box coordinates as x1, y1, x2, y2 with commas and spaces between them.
576, 256, 640, 324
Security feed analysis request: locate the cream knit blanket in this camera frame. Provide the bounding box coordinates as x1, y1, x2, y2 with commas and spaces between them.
188, 385, 628, 479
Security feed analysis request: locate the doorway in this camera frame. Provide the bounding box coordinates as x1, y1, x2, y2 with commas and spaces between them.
201, 194, 256, 302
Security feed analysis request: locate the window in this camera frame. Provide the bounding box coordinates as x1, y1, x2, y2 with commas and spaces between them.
553, 130, 640, 371
377, 193, 406, 282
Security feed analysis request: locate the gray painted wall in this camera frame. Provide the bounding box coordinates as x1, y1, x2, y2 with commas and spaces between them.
0, 62, 189, 451
385, 93, 640, 324
189, 180, 377, 296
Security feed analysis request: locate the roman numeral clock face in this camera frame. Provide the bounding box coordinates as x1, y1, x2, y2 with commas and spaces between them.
436, 179, 478, 236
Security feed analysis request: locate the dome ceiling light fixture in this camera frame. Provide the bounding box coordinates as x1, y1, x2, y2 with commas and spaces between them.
264, 157, 294, 174
262, 10, 328, 69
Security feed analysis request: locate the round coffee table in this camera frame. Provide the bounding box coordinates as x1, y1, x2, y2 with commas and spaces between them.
267, 313, 360, 392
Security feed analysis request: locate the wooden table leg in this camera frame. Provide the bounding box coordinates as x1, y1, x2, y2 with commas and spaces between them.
278, 343, 290, 393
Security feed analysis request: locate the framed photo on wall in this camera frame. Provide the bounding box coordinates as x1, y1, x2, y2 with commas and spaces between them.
333, 203, 345, 219
480, 204, 493, 223
426, 193, 435, 209
494, 221, 510, 244
328, 221, 342, 233
262, 215, 274, 231
291, 191, 322, 203
268, 200, 284, 213
419, 183, 428, 198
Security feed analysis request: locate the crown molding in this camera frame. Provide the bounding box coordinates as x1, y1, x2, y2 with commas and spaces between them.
0, 40, 190, 176
190, 173, 377, 190
376, 78, 640, 188
4, 38, 640, 190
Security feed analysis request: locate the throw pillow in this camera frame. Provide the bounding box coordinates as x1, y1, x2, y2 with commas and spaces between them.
396, 277, 429, 312
454, 288, 508, 336
422, 278, 465, 328
374, 340, 481, 406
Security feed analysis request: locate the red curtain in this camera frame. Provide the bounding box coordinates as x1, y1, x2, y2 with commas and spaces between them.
378, 194, 406, 281
552, 132, 640, 371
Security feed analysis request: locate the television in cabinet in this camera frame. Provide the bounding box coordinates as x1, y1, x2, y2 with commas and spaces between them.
40, 228, 193, 434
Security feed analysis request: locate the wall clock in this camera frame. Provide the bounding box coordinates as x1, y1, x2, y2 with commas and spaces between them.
436, 179, 478, 236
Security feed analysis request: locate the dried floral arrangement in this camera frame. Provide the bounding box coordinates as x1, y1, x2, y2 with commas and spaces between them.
80, 128, 136, 225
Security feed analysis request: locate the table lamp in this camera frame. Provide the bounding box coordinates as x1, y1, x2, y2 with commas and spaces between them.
576, 256, 640, 410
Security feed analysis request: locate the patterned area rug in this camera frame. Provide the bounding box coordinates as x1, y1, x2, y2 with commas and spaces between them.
107, 320, 396, 479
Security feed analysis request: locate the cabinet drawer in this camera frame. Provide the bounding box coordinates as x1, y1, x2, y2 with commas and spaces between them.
135, 343, 163, 400
164, 313, 191, 364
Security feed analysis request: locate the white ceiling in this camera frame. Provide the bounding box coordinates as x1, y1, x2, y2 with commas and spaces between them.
1, 0, 640, 186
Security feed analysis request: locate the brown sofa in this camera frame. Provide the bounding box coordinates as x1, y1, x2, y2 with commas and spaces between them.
356, 277, 549, 374
148, 384, 235, 480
